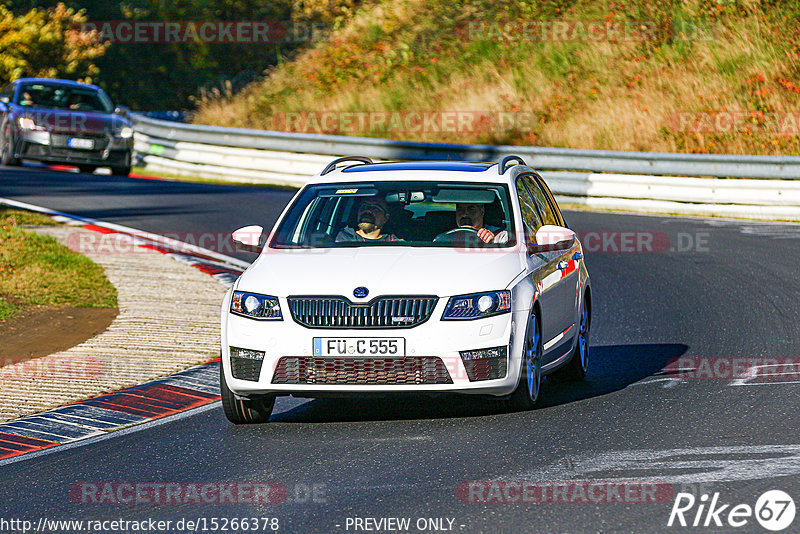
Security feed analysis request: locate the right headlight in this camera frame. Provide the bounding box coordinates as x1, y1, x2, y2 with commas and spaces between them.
442, 290, 511, 320
230, 291, 282, 320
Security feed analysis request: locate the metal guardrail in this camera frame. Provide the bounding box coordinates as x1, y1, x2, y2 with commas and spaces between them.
130, 112, 800, 221
132, 113, 800, 179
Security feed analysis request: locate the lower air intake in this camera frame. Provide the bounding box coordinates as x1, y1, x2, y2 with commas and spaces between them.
460, 346, 508, 381
272, 356, 452, 385
230, 357, 264, 382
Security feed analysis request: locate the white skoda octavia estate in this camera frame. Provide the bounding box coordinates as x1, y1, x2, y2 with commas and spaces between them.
221, 156, 591, 423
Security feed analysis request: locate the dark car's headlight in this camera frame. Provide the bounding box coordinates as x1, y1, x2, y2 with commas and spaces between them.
442, 290, 511, 320
18, 117, 45, 131
116, 126, 133, 139
230, 291, 282, 320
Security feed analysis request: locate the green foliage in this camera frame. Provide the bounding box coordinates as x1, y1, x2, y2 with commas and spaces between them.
291, 0, 362, 28
1, 0, 297, 110
0, 2, 106, 85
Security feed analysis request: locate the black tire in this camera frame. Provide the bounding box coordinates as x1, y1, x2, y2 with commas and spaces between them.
220, 363, 275, 424
552, 293, 590, 382
507, 308, 543, 410
78, 165, 96, 174
1, 131, 19, 166
110, 165, 130, 177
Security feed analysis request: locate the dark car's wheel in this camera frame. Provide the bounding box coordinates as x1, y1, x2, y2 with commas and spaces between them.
552, 293, 590, 382
508, 308, 542, 410
110, 165, 131, 177
220, 363, 275, 424
1, 131, 19, 166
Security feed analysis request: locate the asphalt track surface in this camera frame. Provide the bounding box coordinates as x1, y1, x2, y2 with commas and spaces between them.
2, 166, 800, 533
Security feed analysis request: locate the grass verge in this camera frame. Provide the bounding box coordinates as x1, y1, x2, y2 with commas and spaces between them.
0, 208, 118, 321
195, 0, 800, 156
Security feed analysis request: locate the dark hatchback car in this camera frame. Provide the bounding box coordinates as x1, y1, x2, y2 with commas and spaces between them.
0, 78, 133, 176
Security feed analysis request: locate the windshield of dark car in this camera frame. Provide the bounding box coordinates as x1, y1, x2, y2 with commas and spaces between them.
16, 83, 113, 113
270, 180, 517, 249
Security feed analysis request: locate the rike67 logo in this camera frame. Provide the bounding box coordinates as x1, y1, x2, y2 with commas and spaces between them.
668, 490, 796, 531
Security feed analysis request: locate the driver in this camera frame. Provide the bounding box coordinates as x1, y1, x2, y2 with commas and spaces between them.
435, 203, 509, 243
68, 93, 84, 110
19, 92, 34, 106
335, 197, 403, 242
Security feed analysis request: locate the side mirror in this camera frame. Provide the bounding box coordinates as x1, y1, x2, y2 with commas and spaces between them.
528, 225, 576, 254
232, 225, 264, 253
114, 105, 130, 117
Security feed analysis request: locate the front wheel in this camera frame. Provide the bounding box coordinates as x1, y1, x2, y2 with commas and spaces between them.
110, 165, 131, 176
220, 364, 275, 424
1, 132, 19, 166
507, 309, 542, 410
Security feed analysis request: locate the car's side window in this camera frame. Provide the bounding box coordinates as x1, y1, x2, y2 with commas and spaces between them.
515, 179, 543, 245
522, 175, 559, 227
531, 174, 566, 227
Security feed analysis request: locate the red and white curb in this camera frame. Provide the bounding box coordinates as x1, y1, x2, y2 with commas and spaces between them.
0, 198, 249, 462
0, 360, 220, 463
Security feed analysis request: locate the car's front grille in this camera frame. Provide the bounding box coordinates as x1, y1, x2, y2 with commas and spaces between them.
287, 296, 438, 329
272, 356, 452, 385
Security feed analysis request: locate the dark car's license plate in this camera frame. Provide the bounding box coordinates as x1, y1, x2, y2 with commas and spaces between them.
67, 137, 94, 150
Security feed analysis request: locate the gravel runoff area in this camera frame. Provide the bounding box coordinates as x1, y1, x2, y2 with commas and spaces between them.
0, 225, 228, 422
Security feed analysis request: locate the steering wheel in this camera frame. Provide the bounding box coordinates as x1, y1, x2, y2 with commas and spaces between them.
433, 226, 482, 244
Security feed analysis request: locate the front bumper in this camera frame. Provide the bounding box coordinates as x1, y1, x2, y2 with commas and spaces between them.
16, 130, 132, 166
221, 294, 527, 398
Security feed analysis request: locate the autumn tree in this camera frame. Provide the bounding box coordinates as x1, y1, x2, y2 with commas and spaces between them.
0, 2, 106, 86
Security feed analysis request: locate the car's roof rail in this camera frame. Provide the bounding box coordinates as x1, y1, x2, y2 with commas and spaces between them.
321, 156, 373, 176
498, 155, 526, 174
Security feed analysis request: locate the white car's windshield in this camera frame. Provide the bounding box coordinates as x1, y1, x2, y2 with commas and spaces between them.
271, 181, 517, 248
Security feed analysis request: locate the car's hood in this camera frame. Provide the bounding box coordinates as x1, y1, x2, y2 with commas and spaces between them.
15, 107, 128, 134
237, 247, 526, 298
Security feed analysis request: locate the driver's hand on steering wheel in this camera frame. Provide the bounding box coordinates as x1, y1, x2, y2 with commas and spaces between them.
477, 228, 495, 243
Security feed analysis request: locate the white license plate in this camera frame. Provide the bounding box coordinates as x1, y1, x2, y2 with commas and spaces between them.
67, 137, 94, 150
313, 338, 405, 356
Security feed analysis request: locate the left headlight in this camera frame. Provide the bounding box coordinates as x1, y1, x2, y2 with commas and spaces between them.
18, 117, 44, 131
230, 291, 283, 321
117, 126, 133, 139
442, 290, 511, 320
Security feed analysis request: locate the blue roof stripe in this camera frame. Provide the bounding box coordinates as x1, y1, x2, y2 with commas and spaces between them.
13, 78, 101, 90
341, 162, 494, 173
